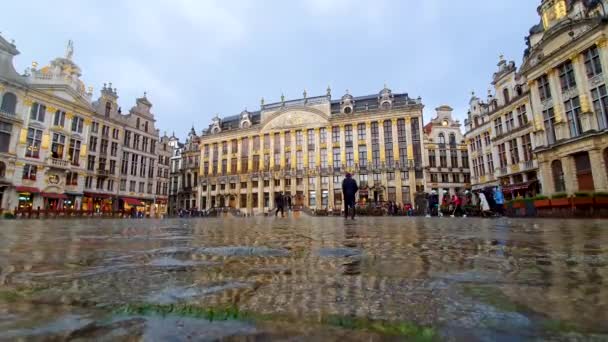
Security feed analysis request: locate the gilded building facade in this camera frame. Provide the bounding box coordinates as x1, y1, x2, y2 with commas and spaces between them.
424, 105, 471, 200
0, 35, 170, 215
522, 0, 608, 195
465, 57, 539, 197
197, 88, 426, 214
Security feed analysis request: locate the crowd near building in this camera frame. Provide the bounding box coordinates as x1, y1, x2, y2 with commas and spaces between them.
465, 0, 608, 199
0, 36, 172, 216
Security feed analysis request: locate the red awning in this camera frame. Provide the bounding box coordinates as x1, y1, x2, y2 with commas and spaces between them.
41, 192, 68, 199
122, 197, 143, 206
156, 198, 168, 204
84, 192, 112, 199
16, 186, 40, 193
502, 180, 537, 193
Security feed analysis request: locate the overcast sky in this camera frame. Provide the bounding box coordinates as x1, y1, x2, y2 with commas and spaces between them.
3, 0, 539, 140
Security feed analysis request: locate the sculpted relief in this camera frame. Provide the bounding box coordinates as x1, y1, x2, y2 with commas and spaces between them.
262, 109, 329, 132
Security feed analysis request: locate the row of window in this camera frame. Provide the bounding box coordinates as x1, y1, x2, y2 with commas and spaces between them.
124, 130, 156, 154
471, 134, 533, 178
539, 45, 608, 143
429, 173, 471, 184
118, 152, 156, 178
428, 149, 469, 168
90, 121, 120, 140
492, 105, 528, 137
203, 119, 412, 156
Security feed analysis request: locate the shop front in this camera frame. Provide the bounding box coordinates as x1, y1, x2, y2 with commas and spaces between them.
64, 192, 82, 210
83, 192, 114, 213
121, 197, 145, 217
41, 192, 68, 210
155, 197, 168, 217
15, 186, 40, 210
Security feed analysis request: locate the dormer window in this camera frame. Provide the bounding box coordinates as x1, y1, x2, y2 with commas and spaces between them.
343, 107, 352, 114
105, 101, 111, 117
381, 101, 391, 110
145, 121, 149, 132
136, 118, 140, 129
503, 88, 510, 104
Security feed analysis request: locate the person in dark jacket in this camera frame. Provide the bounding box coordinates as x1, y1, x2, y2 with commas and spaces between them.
342, 173, 359, 220
275, 192, 285, 217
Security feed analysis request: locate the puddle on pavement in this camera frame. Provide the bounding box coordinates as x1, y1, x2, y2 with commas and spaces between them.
0, 216, 607, 341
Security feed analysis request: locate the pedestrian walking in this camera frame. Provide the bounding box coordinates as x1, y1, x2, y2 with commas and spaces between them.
342, 173, 358, 220
275, 192, 285, 217
479, 192, 491, 217
494, 186, 505, 216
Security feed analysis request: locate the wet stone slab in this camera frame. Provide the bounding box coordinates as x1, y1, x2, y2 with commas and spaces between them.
0, 216, 607, 341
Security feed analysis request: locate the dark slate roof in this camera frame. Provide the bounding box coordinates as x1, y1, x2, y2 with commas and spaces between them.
330, 92, 418, 114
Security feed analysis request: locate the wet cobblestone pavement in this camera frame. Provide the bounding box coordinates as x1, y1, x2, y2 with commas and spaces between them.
0, 216, 607, 341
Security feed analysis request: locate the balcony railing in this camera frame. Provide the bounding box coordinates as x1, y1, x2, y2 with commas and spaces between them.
48, 158, 70, 169
524, 160, 534, 170
97, 169, 109, 176
499, 167, 508, 175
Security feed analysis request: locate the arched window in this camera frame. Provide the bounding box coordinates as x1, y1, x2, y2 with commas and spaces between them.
474, 116, 480, 127
144, 121, 149, 132
449, 133, 456, 146
438, 133, 446, 145
105, 102, 111, 116
552, 160, 566, 193
0, 92, 17, 115
136, 118, 140, 129
0, 161, 5, 178
503, 88, 510, 104
516, 85, 523, 97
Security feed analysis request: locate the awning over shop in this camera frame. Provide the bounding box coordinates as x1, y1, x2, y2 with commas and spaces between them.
155, 198, 168, 204
502, 180, 537, 193
41, 192, 68, 199
15, 186, 40, 193
84, 192, 113, 199
65, 192, 83, 196
122, 197, 144, 206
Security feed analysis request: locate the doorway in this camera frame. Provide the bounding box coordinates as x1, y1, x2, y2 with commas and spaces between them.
574, 152, 594, 191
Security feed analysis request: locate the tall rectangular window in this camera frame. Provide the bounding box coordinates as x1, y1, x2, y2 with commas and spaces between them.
253, 136, 260, 151
30, 103, 46, 122
308, 150, 315, 169
320, 148, 328, 168
462, 151, 469, 168
484, 132, 491, 146
584, 45, 603, 78
509, 138, 520, 165
344, 124, 353, 143
71, 116, 84, 133
558, 60, 577, 91
296, 151, 303, 170
87, 155, 95, 171
565, 96, 582, 137
53, 110, 65, 127
516, 105, 528, 127
68, 139, 81, 166
487, 153, 494, 174
357, 123, 366, 141
319, 128, 327, 144
498, 144, 507, 168
383, 120, 392, 144
592, 84, 608, 129
439, 149, 447, 167
505, 112, 514, 132
131, 153, 138, 175
538, 74, 552, 101
371, 122, 379, 144
428, 149, 436, 167
522, 134, 533, 162
332, 126, 340, 143
295, 130, 303, 146
22, 164, 37, 180
264, 134, 270, 149
25, 128, 42, 158
450, 149, 458, 168
346, 147, 354, 167
543, 107, 557, 144
494, 118, 503, 136
51, 133, 66, 159
0, 122, 12, 153
307, 129, 315, 147
397, 119, 406, 142
333, 148, 341, 169
358, 145, 367, 168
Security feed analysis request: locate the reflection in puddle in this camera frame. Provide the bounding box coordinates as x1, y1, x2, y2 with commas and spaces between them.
0, 217, 607, 340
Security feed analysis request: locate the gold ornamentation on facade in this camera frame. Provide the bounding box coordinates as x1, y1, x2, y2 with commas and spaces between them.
23, 98, 33, 106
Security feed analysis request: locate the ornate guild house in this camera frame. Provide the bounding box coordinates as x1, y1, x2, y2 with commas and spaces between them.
197, 87, 428, 214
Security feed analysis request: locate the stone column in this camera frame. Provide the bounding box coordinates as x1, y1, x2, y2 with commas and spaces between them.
570, 52, 597, 132
339, 124, 346, 170
248, 136, 254, 173
259, 134, 265, 171
226, 139, 232, 174
237, 138, 243, 173
279, 131, 286, 169
405, 117, 417, 192
208, 143, 214, 175
562, 155, 576, 194
365, 121, 373, 166
217, 140, 224, 175
589, 148, 607, 191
